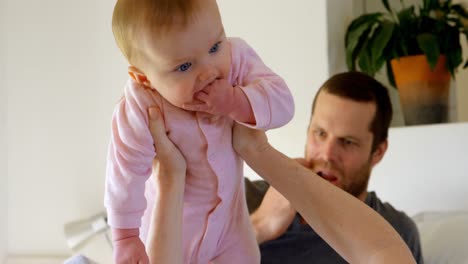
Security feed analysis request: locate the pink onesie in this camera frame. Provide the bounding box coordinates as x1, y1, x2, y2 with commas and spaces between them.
104, 38, 294, 263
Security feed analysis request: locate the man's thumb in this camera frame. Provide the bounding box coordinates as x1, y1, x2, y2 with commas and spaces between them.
148, 107, 166, 143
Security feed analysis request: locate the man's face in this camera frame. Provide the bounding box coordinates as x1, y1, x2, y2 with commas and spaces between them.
137, 0, 231, 108
305, 91, 386, 200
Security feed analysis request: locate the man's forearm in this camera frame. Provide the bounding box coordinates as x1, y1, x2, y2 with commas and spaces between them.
250, 211, 268, 244
146, 178, 185, 264
240, 144, 416, 264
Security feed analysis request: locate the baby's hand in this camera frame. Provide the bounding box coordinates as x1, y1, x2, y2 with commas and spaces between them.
113, 236, 149, 264
183, 79, 236, 117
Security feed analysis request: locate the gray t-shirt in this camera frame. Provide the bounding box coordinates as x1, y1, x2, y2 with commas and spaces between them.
258, 191, 424, 264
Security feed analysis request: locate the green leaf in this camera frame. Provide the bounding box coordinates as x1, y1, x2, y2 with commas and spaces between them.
441, 0, 451, 13
383, 29, 402, 59
386, 60, 397, 88
463, 60, 468, 69
347, 26, 375, 71
416, 33, 440, 69
423, 0, 439, 11
448, 48, 462, 76
381, 0, 392, 13
399, 34, 409, 56
423, 0, 433, 10
451, 4, 468, 19
360, 21, 393, 76
346, 22, 373, 70
358, 41, 376, 76
345, 14, 382, 70
445, 28, 462, 76
370, 21, 395, 63
374, 54, 387, 76
398, 6, 416, 25
345, 13, 383, 46
423, 0, 429, 10
447, 17, 465, 29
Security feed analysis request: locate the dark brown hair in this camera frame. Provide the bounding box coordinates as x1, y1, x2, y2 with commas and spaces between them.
312, 72, 393, 152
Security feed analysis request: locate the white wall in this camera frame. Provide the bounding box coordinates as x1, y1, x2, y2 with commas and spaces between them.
6, 0, 329, 256
1, 0, 9, 262
6, 0, 127, 256
370, 122, 468, 216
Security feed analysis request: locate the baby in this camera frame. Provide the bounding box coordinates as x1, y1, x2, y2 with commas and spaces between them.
105, 0, 294, 263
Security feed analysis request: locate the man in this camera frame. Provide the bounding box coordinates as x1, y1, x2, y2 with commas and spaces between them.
245, 72, 424, 264
145, 73, 417, 264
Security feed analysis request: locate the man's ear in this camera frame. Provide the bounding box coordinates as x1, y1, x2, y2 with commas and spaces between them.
128, 66, 151, 87
370, 139, 388, 167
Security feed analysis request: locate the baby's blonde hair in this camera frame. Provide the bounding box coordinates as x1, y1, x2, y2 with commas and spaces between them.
112, 0, 201, 66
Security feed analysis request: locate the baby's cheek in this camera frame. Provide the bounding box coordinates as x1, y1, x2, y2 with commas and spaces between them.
161, 87, 185, 106
157, 92, 180, 108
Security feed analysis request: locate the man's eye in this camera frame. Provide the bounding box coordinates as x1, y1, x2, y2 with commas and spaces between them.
177, 62, 192, 72
314, 130, 325, 138
209, 42, 220, 53
342, 139, 354, 146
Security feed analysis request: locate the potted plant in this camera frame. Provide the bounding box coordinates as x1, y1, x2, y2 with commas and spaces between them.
345, 0, 468, 125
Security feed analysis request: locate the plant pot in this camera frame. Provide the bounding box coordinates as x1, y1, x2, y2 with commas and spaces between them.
391, 55, 451, 126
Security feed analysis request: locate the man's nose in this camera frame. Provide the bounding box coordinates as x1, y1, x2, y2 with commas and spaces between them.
320, 140, 339, 163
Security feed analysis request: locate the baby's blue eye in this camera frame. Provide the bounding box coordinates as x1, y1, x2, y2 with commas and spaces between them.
209, 42, 220, 53
177, 62, 192, 72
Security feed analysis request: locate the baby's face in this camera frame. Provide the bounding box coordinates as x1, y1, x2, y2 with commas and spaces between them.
139, 0, 231, 109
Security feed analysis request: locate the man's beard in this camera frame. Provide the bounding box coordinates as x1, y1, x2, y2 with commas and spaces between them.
343, 161, 372, 198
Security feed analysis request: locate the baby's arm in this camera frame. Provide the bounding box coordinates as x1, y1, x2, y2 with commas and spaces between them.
113, 229, 149, 264
230, 38, 294, 130
105, 80, 158, 263
182, 78, 255, 124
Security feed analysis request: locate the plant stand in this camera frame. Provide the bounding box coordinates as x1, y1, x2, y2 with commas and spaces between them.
391, 55, 451, 126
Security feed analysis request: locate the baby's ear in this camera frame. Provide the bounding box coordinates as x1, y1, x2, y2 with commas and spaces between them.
128, 66, 151, 87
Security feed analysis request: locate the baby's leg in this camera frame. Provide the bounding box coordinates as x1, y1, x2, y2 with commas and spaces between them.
210, 187, 260, 264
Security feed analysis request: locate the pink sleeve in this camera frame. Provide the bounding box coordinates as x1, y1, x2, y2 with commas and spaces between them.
104, 80, 158, 229
231, 38, 295, 130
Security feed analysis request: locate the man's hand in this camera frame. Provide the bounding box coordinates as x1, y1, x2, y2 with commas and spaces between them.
145, 107, 186, 264
232, 122, 269, 157
148, 107, 186, 187
113, 236, 149, 264
183, 79, 255, 123
251, 186, 296, 244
